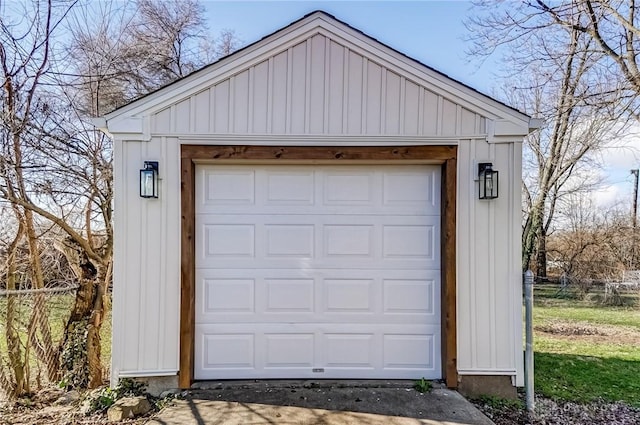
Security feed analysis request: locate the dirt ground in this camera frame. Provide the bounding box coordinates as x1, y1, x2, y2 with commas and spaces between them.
2, 318, 639, 425
2, 382, 639, 425
534, 320, 640, 345
0, 387, 150, 425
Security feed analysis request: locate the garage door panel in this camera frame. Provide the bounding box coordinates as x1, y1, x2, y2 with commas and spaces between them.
265, 171, 315, 205
383, 279, 438, 315
264, 334, 315, 368
195, 164, 442, 380
383, 334, 436, 369
383, 172, 438, 206
201, 333, 255, 369
323, 279, 374, 313
203, 224, 255, 258
201, 278, 255, 314
323, 333, 377, 368
195, 324, 441, 379
264, 278, 315, 312
196, 269, 440, 324
197, 165, 440, 216
197, 214, 440, 269
198, 258, 438, 271
324, 224, 374, 257
323, 171, 375, 205
202, 169, 256, 206
383, 224, 437, 259
265, 224, 315, 257
199, 205, 437, 216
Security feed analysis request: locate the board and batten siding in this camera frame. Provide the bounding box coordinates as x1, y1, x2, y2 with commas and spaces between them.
457, 140, 524, 385
112, 140, 524, 384
106, 13, 527, 386
111, 137, 181, 378
150, 35, 486, 137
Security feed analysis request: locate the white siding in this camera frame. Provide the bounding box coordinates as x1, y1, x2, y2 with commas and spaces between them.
456, 139, 523, 378
112, 135, 524, 382
147, 34, 487, 138
111, 137, 181, 378
107, 12, 528, 386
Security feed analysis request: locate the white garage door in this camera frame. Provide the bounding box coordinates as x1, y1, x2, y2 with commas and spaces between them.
194, 164, 441, 380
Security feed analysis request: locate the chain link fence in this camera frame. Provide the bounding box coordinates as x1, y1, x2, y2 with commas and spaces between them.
0, 284, 78, 399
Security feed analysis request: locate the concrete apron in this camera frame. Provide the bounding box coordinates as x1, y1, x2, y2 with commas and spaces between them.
147, 380, 495, 425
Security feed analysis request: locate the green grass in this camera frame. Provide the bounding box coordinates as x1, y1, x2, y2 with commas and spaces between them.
532, 284, 640, 407
535, 348, 640, 405
413, 377, 433, 393
0, 293, 112, 388
535, 305, 640, 329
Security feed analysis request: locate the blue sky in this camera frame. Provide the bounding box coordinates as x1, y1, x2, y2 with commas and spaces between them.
202, 0, 639, 209
203, 1, 497, 94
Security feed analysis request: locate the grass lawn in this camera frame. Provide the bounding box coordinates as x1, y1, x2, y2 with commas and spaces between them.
533, 283, 640, 407
0, 293, 112, 390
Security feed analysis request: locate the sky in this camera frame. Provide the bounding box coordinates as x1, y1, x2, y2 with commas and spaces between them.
203, 1, 496, 93
201, 0, 640, 210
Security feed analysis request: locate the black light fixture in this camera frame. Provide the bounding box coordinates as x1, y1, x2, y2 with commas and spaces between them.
478, 162, 498, 200
140, 161, 159, 198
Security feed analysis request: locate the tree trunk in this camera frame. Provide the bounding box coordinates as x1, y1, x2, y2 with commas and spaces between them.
22, 208, 59, 382
523, 204, 544, 271
57, 238, 107, 388
2, 224, 28, 397
536, 227, 548, 278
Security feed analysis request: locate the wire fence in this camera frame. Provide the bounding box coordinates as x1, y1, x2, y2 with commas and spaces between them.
0, 284, 78, 399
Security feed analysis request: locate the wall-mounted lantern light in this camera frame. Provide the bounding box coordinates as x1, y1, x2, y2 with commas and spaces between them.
478, 162, 498, 200
140, 161, 159, 198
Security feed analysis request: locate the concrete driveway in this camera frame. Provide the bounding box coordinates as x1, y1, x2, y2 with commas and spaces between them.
147, 381, 494, 425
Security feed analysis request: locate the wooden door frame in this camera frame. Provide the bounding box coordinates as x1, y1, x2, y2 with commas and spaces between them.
179, 145, 458, 388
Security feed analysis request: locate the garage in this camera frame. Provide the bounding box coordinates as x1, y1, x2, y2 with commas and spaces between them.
97, 11, 534, 395
194, 164, 441, 380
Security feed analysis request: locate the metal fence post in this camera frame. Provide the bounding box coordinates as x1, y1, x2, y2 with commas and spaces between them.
524, 269, 535, 413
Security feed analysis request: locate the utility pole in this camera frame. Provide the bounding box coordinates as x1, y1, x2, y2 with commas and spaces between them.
632, 170, 639, 229
524, 270, 535, 414
632, 170, 639, 269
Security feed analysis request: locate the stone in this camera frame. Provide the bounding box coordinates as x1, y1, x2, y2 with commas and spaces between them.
136, 375, 178, 397
106, 396, 152, 421
79, 387, 106, 415
79, 399, 93, 415
88, 386, 106, 400
159, 388, 181, 399
54, 390, 81, 405
36, 387, 65, 404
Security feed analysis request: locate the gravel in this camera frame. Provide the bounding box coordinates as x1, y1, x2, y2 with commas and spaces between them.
474, 395, 640, 425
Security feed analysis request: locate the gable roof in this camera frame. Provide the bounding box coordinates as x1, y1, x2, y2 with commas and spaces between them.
97, 10, 534, 139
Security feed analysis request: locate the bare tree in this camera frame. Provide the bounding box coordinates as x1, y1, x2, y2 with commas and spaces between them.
65, 0, 240, 115
529, 1, 640, 119
1, 0, 114, 390
0, 220, 27, 396
468, 2, 635, 275
547, 194, 639, 294
133, 0, 208, 80
204, 28, 242, 60
0, 0, 72, 391
2, 0, 239, 393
